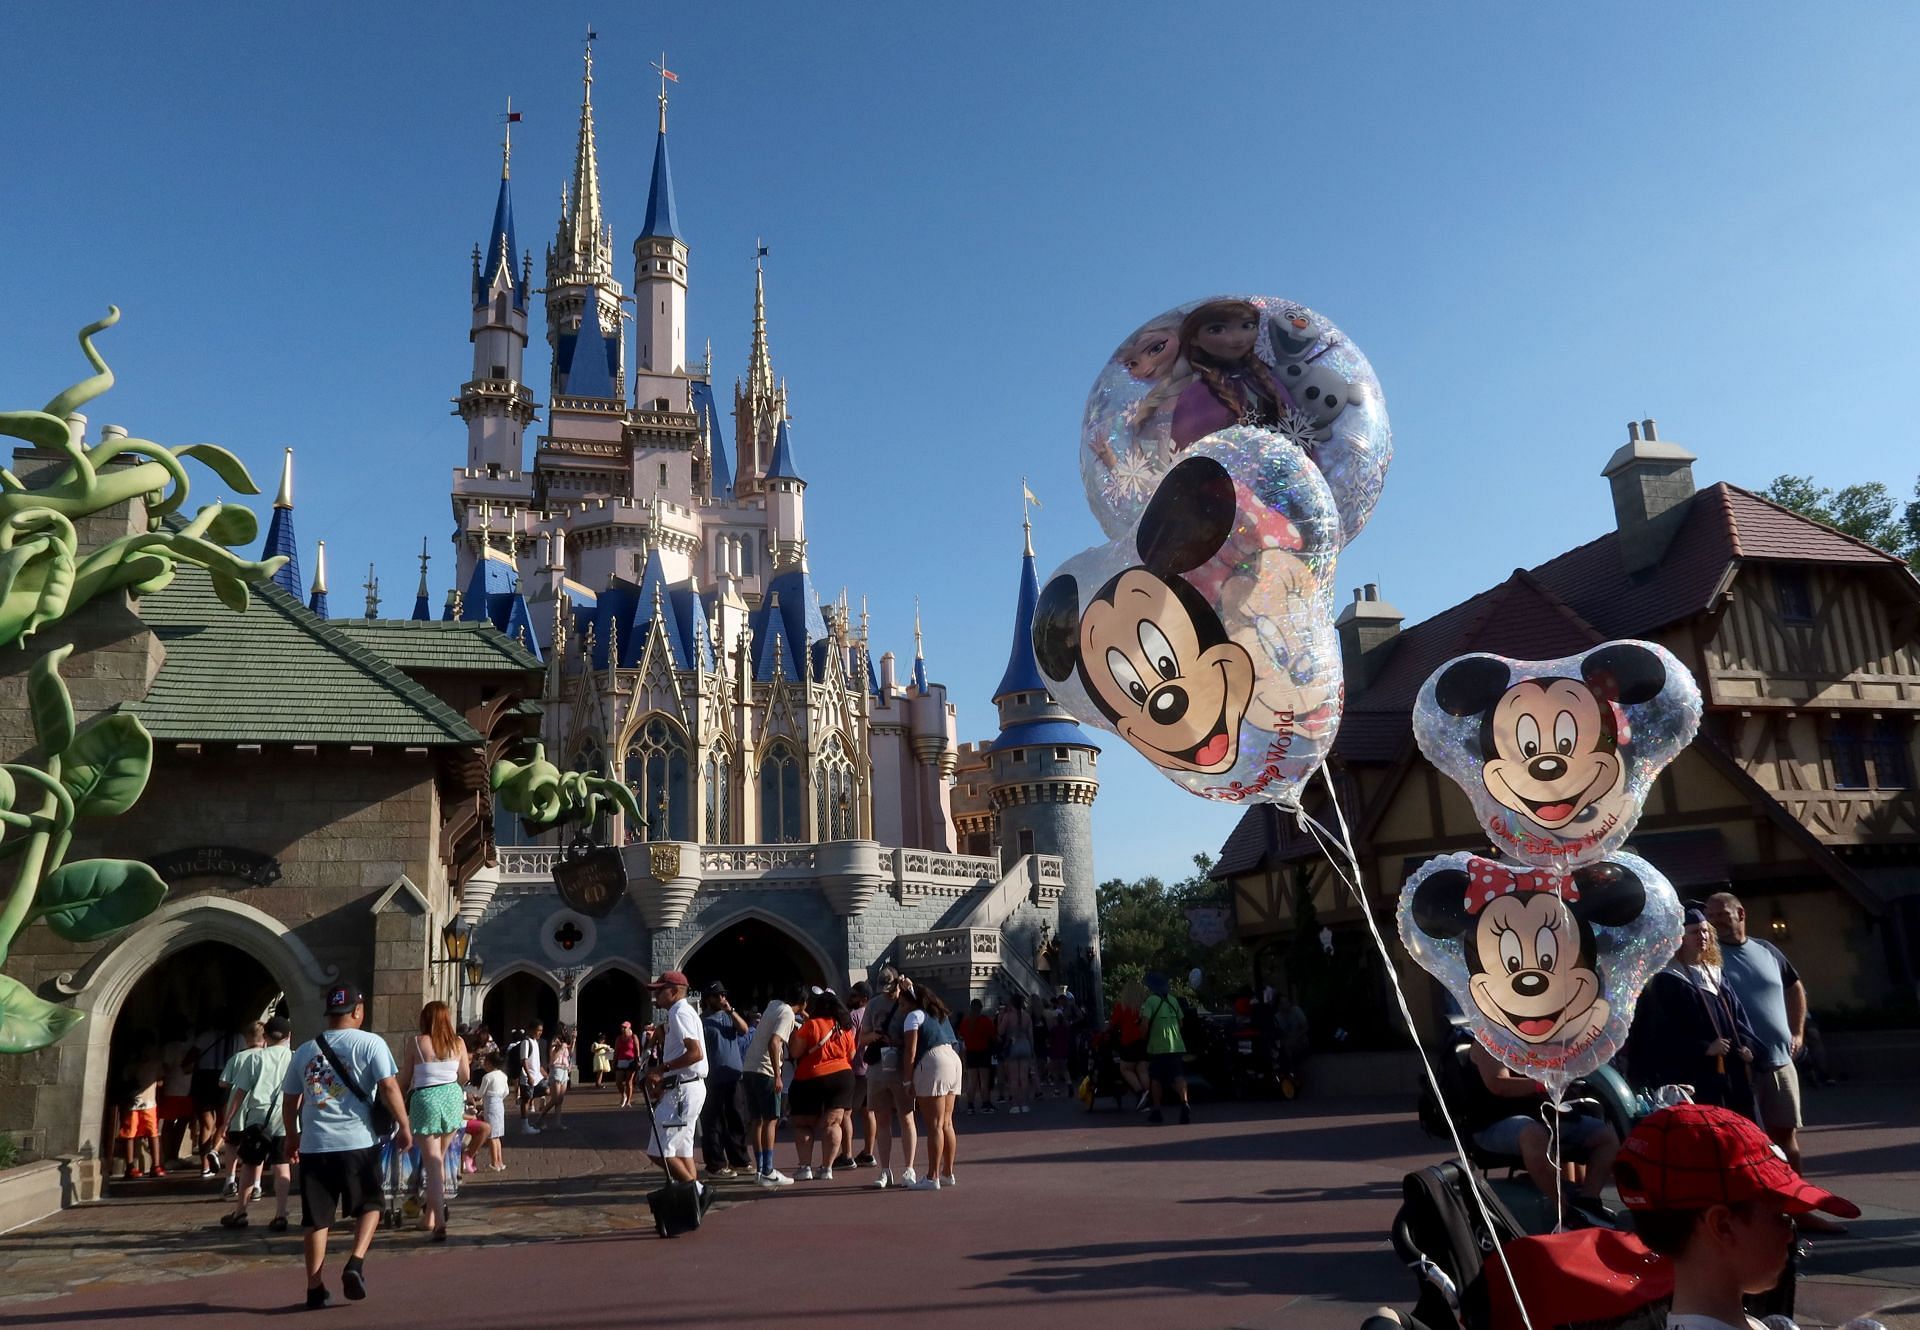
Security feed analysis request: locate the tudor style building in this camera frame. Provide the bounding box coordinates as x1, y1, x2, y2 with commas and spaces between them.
1215, 422, 1920, 1038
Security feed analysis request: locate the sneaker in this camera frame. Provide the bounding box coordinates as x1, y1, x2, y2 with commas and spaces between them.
942, 1172, 957, 1187
831, 1154, 854, 1170
250, 1184, 263, 1201
153, 1164, 168, 1177
793, 1166, 813, 1181
524, 1125, 542, 1136
899, 1168, 917, 1186
710, 1167, 738, 1179
125, 1168, 145, 1180
305, 1286, 331, 1311
819, 1167, 833, 1180
268, 1216, 289, 1233
871, 1170, 893, 1190
219, 1211, 248, 1228
223, 1179, 239, 1199
462, 1156, 477, 1175
853, 1152, 876, 1168
1179, 1105, 1191, 1125
981, 1104, 996, 1115
1135, 1092, 1151, 1111
757, 1169, 795, 1187
201, 1161, 218, 1179
907, 1177, 941, 1191
341, 1260, 366, 1301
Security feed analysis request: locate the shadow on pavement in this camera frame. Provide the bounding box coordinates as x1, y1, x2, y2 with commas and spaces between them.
968, 1229, 1385, 1301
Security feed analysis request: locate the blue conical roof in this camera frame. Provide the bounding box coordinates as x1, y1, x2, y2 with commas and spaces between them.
564, 306, 617, 399
477, 173, 524, 311
993, 547, 1049, 701
692, 380, 733, 499
639, 129, 680, 239
410, 591, 431, 621
308, 586, 329, 618
766, 419, 803, 481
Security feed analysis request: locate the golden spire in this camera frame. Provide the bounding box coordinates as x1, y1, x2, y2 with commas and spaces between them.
555, 30, 608, 279
311, 540, 329, 595
748, 241, 773, 394
274, 447, 294, 509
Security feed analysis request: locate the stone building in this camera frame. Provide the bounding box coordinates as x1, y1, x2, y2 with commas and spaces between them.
1213, 421, 1920, 1041
0, 432, 538, 1198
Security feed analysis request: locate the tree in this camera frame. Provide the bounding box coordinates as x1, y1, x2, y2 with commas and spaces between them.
1096, 852, 1251, 1004
1763, 473, 1920, 571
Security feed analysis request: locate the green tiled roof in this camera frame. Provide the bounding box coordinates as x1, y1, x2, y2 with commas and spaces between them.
132, 565, 484, 747
333, 619, 543, 675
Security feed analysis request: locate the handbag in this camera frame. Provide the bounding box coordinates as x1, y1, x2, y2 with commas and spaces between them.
317, 1032, 398, 1139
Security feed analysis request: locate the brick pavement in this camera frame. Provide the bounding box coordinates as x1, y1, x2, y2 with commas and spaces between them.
2, 1080, 1915, 1328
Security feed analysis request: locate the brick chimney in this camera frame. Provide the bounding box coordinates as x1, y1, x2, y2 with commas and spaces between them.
1336, 582, 1403, 693
1602, 418, 1697, 576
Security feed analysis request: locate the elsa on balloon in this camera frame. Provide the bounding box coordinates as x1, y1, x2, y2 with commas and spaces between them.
1092, 315, 1187, 470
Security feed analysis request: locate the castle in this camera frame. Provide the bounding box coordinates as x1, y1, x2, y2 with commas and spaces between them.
353, 42, 1104, 1028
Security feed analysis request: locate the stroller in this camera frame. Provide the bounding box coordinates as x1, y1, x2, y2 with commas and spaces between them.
379, 1131, 462, 1228
1079, 1030, 1134, 1112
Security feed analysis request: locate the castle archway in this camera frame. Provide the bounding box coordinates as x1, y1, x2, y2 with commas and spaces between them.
677, 911, 831, 1011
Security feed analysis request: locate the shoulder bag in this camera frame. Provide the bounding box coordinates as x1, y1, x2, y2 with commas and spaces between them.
316, 1032, 397, 1140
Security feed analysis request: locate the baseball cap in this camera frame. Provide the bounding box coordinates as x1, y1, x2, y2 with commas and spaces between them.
1616, 1102, 1859, 1218
646, 970, 690, 990
704, 981, 728, 998
323, 986, 363, 1014
265, 1016, 293, 1039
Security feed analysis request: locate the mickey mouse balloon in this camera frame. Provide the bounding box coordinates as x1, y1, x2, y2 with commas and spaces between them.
1081, 295, 1393, 549
1398, 850, 1682, 1096
1413, 642, 1703, 870
1036, 430, 1343, 808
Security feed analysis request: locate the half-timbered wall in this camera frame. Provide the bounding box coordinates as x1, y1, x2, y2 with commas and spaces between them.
1707, 566, 1920, 707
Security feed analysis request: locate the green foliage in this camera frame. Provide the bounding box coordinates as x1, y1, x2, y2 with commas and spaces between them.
491, 742, 645, 838
0, 310, 286, 1053
0, 1130, 16, 1169
1097, 853, 1250, 1004
1764, 473, 1920, 571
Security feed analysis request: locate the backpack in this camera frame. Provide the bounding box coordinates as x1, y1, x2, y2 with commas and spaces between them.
1394, 1160, 1526, 1330
504, 1039, 526, 1082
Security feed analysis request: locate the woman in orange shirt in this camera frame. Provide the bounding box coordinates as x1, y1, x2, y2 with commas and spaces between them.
786, 990, 857, 1181
1108, 979, 1151, 1110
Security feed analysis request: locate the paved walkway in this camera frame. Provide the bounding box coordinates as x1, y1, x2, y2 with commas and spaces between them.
3, 1081, 1915, 1328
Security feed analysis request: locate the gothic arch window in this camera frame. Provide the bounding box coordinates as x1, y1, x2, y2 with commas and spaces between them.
816, 735, 857, 841
703, 744, 734, 845
624, 716, 691, 843
759, 741, 802, 844
494, 293, 508, 323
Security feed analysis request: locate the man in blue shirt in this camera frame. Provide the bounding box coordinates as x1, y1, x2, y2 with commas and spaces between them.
1705, 893, 1807, 1164
282, 987, 412, 1310
698, 982, 752, 1177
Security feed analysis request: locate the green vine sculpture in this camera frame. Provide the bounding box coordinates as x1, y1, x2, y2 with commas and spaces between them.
491, 742, 643, 836
0, 309, 286, 1052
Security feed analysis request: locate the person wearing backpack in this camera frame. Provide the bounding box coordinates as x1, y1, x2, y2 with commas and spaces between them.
510, 1022, 548, 1134
1142, 972, 1191, 1125
282, 987, 412, 1311
214, 1017, 294, 1231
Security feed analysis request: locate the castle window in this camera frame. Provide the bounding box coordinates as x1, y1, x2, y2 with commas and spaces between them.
1018, 828, 1035, 856
494, 294, 507, 322
741, 545, 757, 577
625, 716, 691, 842
1054, 747, 1069, 760
1776, 570, 1814, 624
760, 742, 803, 843
659, 463, 669, 487
704, 746, 733, 844
491, 364, 506, 379
816, 735, 857, 840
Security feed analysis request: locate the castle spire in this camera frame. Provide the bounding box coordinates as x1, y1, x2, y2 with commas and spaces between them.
748, 243, 773, 394
553, 35, 609, 283
411, 537, 432, 621
638, 58, 681, 240
363, 564, 380, 620
262, 447, 303, 600
308, 540, 329, 618
912, 597, 928, 694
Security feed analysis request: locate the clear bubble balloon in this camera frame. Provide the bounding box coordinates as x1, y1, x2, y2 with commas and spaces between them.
1413, 642, 1703, 871
1036, 430, 1342, 808
1081, 294, 1392, 549
1398, 850, 1683, 1098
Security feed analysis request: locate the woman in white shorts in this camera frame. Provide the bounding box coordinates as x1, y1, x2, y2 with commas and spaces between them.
900, 981, 963, 1192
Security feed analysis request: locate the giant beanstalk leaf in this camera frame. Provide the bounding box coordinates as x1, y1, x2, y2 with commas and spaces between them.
175, 444, 262, 495
34, 859, 167, 942
0, 973, 83, 1053
60, 712, 153, 817
28, 644, 75, 758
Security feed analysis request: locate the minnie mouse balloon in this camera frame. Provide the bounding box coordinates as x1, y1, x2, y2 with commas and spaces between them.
1035, 427, 1343, 808
1413, 642, 1703, 871
1081, 294, 1392, 549
1397, 849, 1683, 1097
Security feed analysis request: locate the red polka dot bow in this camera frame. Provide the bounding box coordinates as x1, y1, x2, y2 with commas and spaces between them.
1463, 856, 1576, 914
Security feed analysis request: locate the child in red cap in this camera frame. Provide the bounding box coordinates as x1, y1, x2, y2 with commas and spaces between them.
1615, 1102, 1858, 1330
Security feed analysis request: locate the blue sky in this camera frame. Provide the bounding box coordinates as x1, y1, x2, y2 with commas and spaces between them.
5, 4, 1918, 884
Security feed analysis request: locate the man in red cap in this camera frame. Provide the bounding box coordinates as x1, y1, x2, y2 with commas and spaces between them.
644, 972, 708, 1195
1615, 1102, 1858, 1330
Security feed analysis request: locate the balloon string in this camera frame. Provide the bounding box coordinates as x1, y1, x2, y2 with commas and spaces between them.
1300, 763, 1536, 1330
1541, 1098, 1565, 1235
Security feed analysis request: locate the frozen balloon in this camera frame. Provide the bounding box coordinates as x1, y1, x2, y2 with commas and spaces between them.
1081, 294, 1391, 548
1413, 642, 1703, 871
1398, 850, 1683, 1097
1035, 432, 1343, 808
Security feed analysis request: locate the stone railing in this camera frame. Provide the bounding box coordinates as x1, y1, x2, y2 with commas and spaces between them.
699, 844, 820, 876
499, 846, 561, 881
890, 848, 999, 902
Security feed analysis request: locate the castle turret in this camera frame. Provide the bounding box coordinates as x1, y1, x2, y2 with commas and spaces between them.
765, 418, 806, 568
732, 250, 788, 487
459, 114, 535, 477
631, 57, 688, 399
544, 38, 624, 406
308, 539, 329, 618
986, 517, 1101, 1004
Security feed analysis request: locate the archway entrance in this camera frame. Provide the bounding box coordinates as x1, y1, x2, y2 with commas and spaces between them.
482, 972, 558, 1042
682, 917, 828, 1011
576, 968, 645, 1045
104, 940, 279, 1178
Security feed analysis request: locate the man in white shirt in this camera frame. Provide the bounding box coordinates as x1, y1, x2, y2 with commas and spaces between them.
741, 991, 797, 1187
643, 972, 707, 1189
515, 1022, 547, 1135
